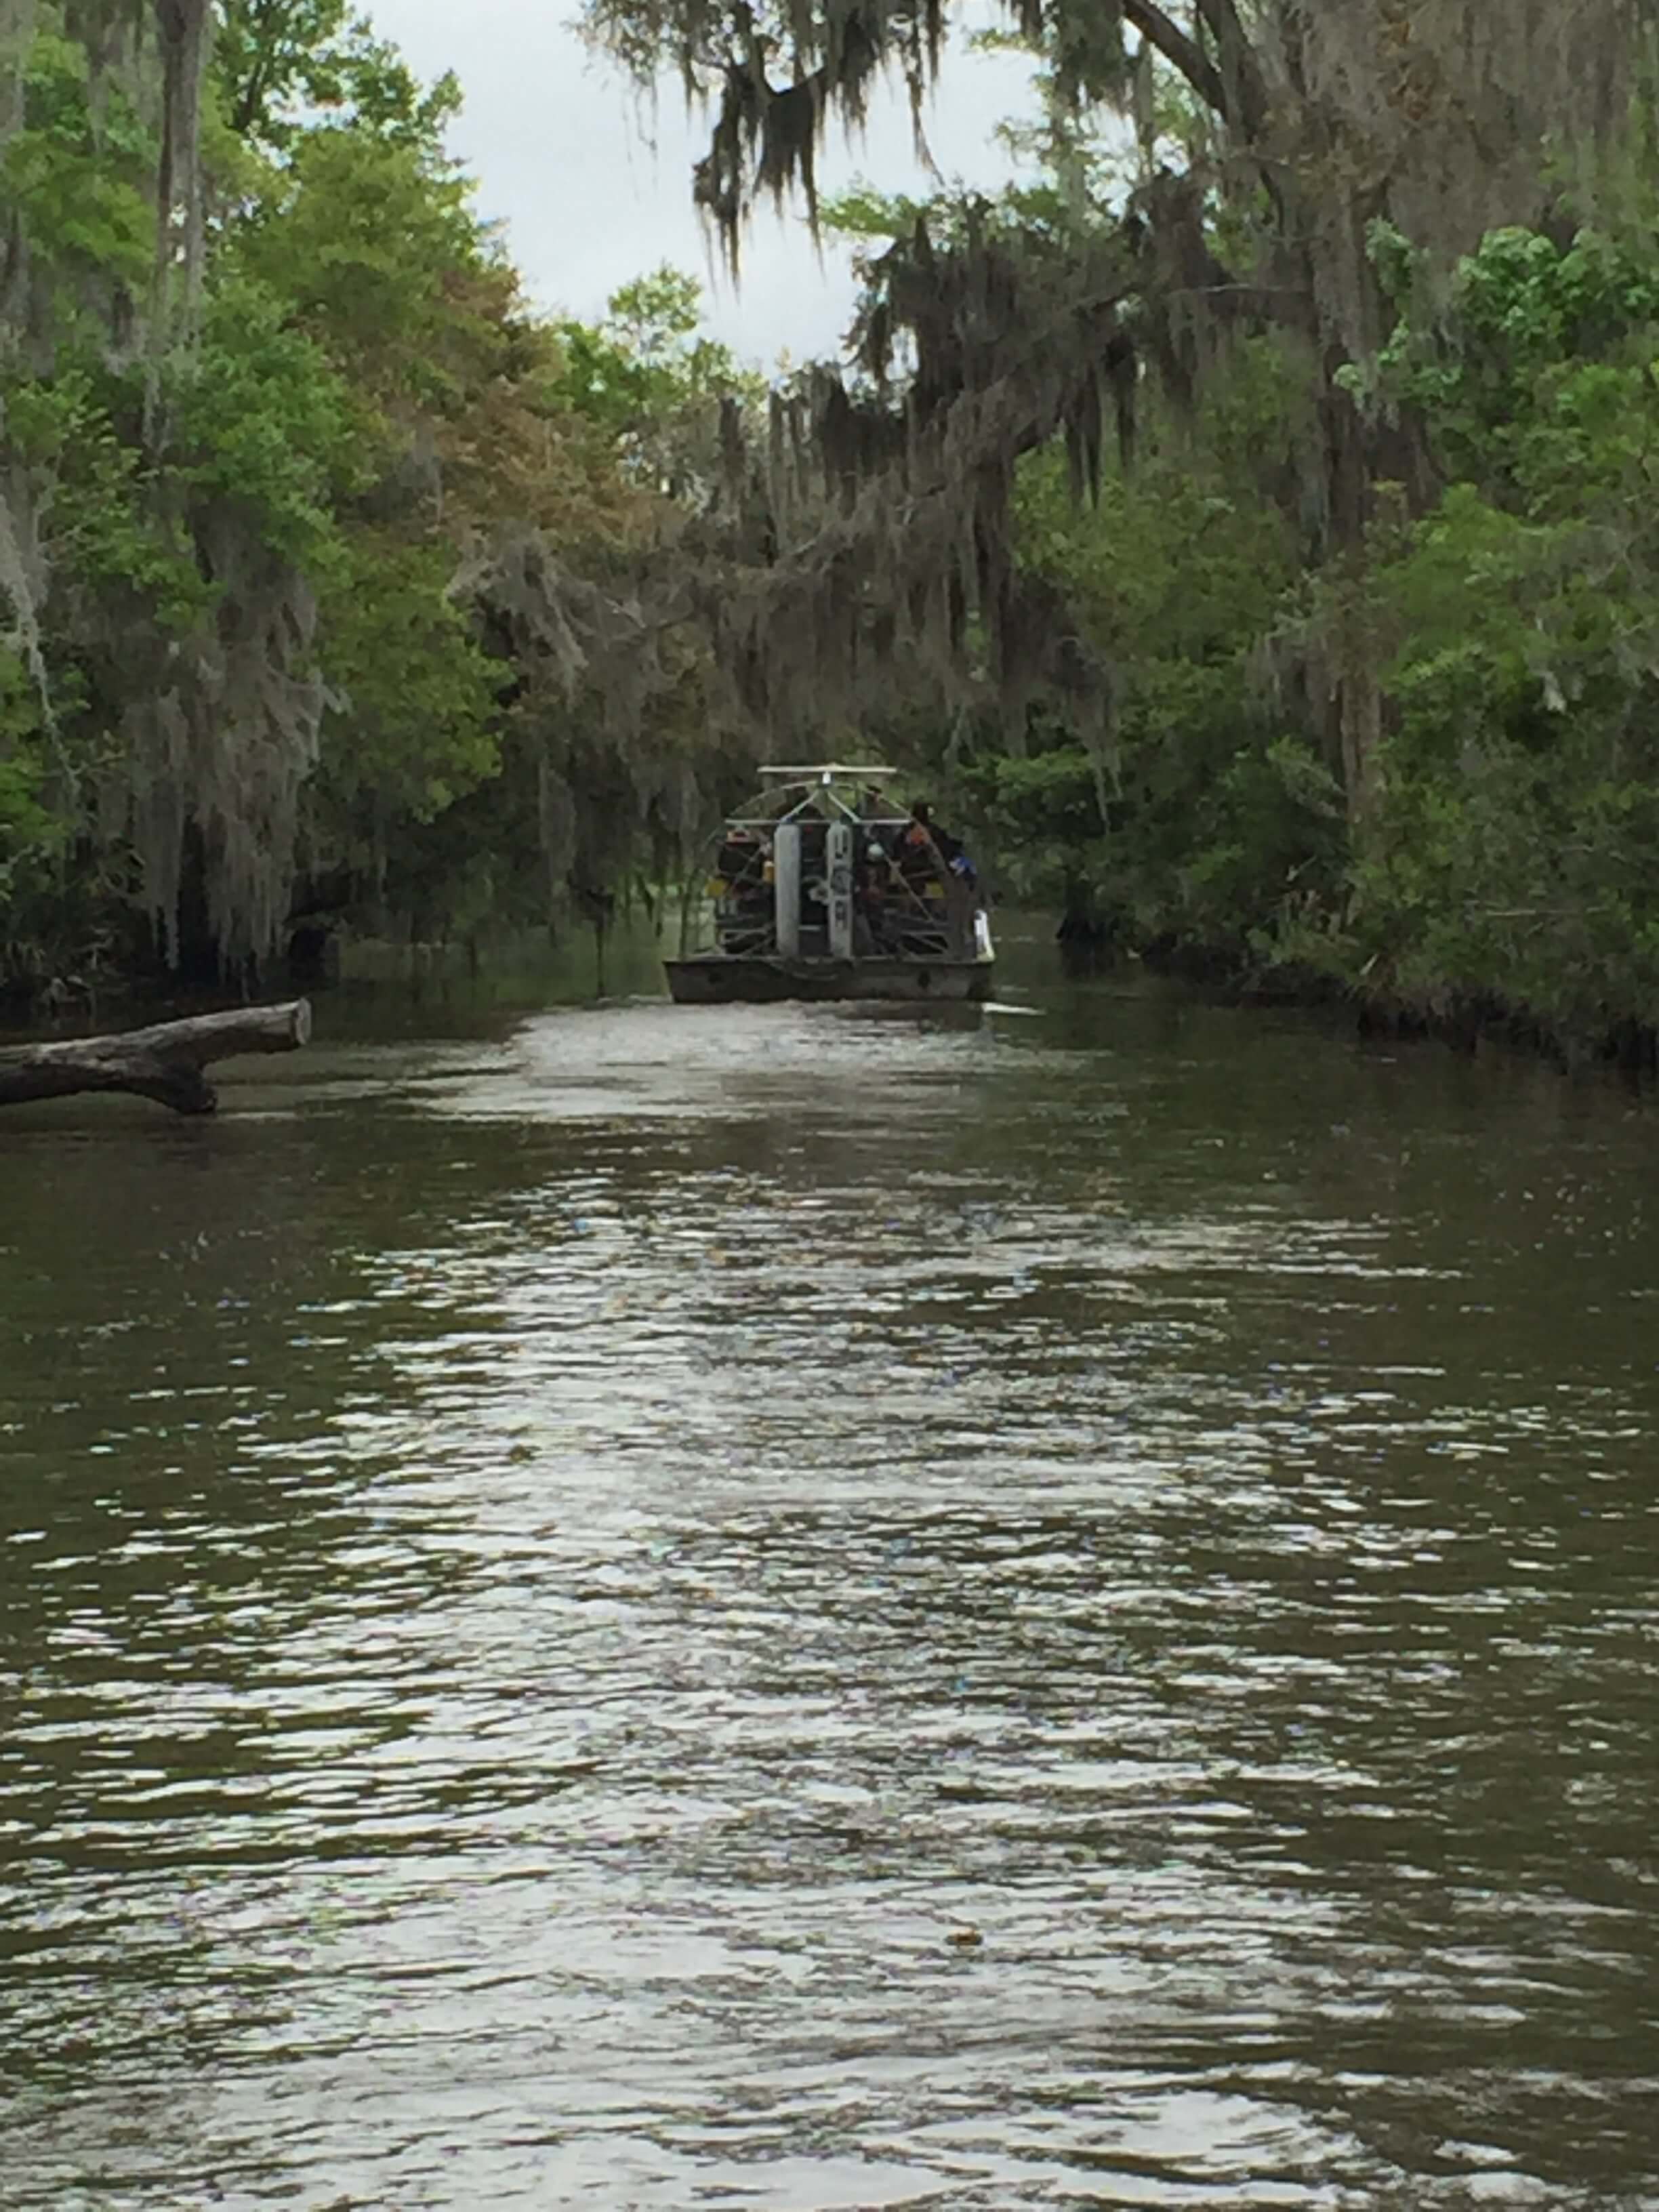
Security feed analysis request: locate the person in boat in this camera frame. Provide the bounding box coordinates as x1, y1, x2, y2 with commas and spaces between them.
905, 801, 979, 890
897, 800, 977, 896
896, 802, 935, 879
859, 788, 897, 855
857, 834, 896, 951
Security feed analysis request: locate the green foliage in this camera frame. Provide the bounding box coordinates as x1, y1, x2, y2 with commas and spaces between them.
818, 180, 931, 243
1376, 226, 1659, 500
16, 0, 1654, 1054
2, 33, 153, 298
232, 124, 488, 416
550, 264, 760, 489
0, 649, 79, 983
0, 651, 56, 858
172, 273, 365, 559
1180, 737, 1346, 949
0, 7, 749, 986
949, 371, 1308, 947
5, 369, 199, 623
941, 209, 1659, 1048
960, 739, 1111, 918
312, 527, 501, 826
216, 0, 461, 152
1346, 225, 1659, 1039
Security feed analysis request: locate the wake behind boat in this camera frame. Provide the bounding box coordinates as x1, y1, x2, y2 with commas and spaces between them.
665, 766, 995, 1004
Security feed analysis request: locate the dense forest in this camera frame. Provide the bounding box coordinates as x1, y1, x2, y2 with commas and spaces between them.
0, 0, 760, 997
7, 1, 1659, 1062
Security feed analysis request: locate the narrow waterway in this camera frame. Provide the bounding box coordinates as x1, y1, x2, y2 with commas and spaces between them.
3, 934, 1657, 2209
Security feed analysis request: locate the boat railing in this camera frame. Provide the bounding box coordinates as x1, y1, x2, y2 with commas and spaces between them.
682, 768, 986, 964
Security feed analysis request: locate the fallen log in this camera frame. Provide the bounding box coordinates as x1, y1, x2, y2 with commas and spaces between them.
0, 1000, 312, 1116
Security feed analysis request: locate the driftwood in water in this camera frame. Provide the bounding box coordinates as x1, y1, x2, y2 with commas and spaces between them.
0, 1000, 312, 1116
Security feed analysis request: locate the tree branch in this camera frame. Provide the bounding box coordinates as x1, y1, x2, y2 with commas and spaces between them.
0, 1002, 313, 1115
1193, 0, 1270, 137
1122, 0, 1229, 119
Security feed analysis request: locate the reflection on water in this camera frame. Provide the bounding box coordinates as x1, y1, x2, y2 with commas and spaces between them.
3, 936, 1658, 2207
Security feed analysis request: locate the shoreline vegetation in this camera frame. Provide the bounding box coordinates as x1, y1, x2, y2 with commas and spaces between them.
9, 910, 1658, 1101
1133, 941, 1659, 1084
6, 7, 1659, 1086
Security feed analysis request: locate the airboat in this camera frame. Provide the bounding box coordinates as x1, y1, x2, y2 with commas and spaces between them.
665, 766, 996, 1004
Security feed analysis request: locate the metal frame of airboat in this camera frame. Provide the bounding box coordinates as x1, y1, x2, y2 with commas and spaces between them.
665, 764, 995, 1004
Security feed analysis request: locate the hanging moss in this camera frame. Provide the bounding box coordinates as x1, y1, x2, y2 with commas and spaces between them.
3, 1, 329, 970
0, 427, 49, 712
457, 518, 737, 912
120, 527, 326, 969
633, 203, 1140, 773
586, 0, 1658, 817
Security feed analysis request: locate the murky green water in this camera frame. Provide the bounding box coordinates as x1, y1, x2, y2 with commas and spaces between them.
3, 931, 1658, 2209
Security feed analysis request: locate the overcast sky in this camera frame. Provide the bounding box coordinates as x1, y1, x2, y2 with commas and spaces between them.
362, 0, 1040, 367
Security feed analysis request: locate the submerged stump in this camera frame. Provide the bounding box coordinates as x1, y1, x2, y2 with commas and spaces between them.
0, 1000, 312, 1116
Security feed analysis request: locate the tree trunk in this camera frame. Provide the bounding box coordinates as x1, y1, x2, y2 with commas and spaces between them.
0, 1000, 312, 1115
1318, 357, 1390, 835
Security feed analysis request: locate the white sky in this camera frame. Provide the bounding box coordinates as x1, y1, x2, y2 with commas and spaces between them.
361, 0, 1041, 368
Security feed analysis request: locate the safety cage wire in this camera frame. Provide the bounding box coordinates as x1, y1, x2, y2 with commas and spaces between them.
693, 770, 958, 960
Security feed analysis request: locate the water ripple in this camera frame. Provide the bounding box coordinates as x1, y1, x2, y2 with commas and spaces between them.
2, 972, 1658, 2206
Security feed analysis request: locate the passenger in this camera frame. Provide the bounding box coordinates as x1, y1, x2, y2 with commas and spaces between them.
858, 840, 893, 946
896, 801, 951, 897
897, 801, 935, 875
900, 800, 977, 884
855, 858, 881, 951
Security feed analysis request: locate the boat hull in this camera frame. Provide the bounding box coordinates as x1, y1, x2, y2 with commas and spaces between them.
665, 955, 994, 1005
